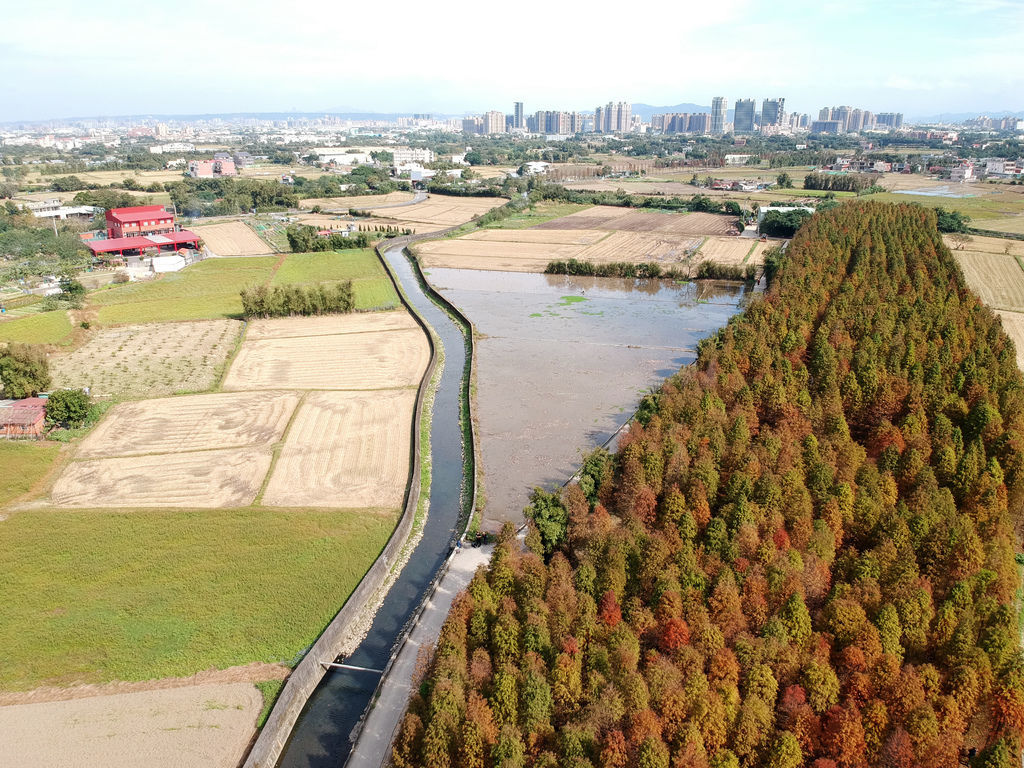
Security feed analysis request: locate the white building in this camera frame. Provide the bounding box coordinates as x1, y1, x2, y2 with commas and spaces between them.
950, 163, 975, 182
149, 142, 196, 154
724, 154, 753, 166
392, 147, 435, 165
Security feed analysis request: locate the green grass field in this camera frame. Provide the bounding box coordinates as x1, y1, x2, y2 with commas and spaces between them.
482, 202, 592, 230
90, 257, 277, 325
273, 250, 399, 310
0, 310, 74, 344
0, 505, 398, 689
0, 441, 63, 506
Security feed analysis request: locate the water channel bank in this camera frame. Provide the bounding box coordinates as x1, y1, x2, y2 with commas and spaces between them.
269, 243, 473, 768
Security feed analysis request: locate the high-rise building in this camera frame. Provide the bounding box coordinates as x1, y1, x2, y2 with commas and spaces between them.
734, 99, 756, 134
513, 102, 525, 130
689, 113, 712, 134
832, 105, 852, 132
711, 97, 727, 135
483, 111, 506, 134
462, 116, 483, 134
761, 97, 785, 127
876, 112, 904, 129
818, 106, 833, 121
848, 108, 865, 133
595, 102, 631, 133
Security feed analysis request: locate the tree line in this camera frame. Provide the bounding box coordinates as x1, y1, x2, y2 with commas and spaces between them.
239, 282, 354, 318
395, 201, 1024, 768
285, 225, 374, 252
804, 173, 875, 193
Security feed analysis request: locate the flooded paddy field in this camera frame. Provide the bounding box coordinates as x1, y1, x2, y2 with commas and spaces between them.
426, 268, 751, 531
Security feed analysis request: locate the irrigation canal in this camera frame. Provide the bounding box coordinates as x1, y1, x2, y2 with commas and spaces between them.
276, 243, 470, 768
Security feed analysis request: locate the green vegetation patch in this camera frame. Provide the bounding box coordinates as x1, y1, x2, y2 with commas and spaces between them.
90, 257, 277, 325
255, 679, 285, 728
0, 310, 74, 345
272, 250, 399, 310
481, 202, 591, 230
0, 441, 62, 506
0, 505, 397, 690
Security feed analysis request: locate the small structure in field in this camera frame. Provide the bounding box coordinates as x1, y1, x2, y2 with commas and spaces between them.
0, 397, 46, 439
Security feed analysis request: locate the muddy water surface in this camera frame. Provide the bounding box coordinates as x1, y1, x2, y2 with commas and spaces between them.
427, 268, 751, 531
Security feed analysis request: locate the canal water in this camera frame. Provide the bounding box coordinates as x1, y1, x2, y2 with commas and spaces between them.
425, 268, 750, 532
276, 245, 470, 768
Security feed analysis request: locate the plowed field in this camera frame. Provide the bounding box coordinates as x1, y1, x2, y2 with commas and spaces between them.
263, 389, 416, 508
955, 250, 1024, 312
191, 222, 273, 256
52, 447, 272, 508
535, 207, 738, 235
298, 192, 416, 210
371, 195, 504, 227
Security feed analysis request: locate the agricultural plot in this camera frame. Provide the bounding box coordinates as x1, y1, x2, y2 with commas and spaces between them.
955, 249, 1024, 312
535, 207, 739, 235
298, 191, 415, 209
263, 389, 416, 508
51, 447, 273, 508
89, 257, 277, 325
696, 237, 768, 266
945, 234, 1024, 257
74, 391, 299, 459
996, 311, 1024, 372
272, 249, 399, 310
49, 320, 243, 398
191, 221, 274, 256
223, 323, 428, 391
371, 194, 504, 227
244, 310, 418, 340
0, 309, 74, 345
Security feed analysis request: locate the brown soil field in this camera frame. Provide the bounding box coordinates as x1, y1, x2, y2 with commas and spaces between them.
535, 206, 739, 235
416, 239, 596, 271
263, 389, 416, 508
245, 310, 418, 340
996, 311, 1024, 372
298, 192, 415, 210
979, 217, 1024, 235
223, 312, 428, 391
462, 229, 608, 245
945, 233, 1024, 257
696, 237, 766, 266
0, 682, 260, 768
364, 219, 448, 234
75, 391, 299, 459
191, 221, 273, 256
955, 250, 1024, 312
49, 320, 242, 399
51, 447, 272, 508
372, 195, 504, 227
576, 231, 703, 263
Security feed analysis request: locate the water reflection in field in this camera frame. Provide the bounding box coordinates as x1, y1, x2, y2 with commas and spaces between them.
426, 268, 751, 532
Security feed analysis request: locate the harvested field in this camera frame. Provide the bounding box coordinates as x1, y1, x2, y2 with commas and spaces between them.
299, 192, 415, 210
361, 218, 448, 234
223, 325, 428, 391
577, 231, 702, 263
697, 237, 767, 266
245, 310, 418, 340
192, 221, 273, 256
980, 217, 1024, 235
0, 682, 261, 768
49, 320, 243, 398
371, 194, 504, 227
462, 228, 607, 245
263, 389, 416, 508
945, 233, 1024, 257
416, 238, 597, 273
535, 206, 739, 235
955, 250, 1024, 312
997, 311, 1024, 372
51, 447, 272, 508
75, 391, 299, 458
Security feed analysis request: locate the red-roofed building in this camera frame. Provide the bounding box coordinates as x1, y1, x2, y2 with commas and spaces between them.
87, 230, 201, 259
106, 206, 175, 239
0, 398, 46, 439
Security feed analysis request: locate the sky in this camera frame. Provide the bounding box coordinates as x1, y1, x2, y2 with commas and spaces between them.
1, 0, 1022, 122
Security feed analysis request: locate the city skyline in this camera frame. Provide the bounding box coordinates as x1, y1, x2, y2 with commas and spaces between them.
1, 0, 1022, 123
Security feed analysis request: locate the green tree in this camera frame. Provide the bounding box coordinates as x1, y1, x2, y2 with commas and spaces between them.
0, 344, 50, 398
524, 488, 568, 557
45, 388, 90, 427
776, 172, 794, 188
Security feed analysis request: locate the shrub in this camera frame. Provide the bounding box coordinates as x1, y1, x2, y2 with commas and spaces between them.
0, 343, 50, 398
45, 388, 91, 427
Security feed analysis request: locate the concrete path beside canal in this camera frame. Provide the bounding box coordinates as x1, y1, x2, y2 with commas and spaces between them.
347, 541, 493, 768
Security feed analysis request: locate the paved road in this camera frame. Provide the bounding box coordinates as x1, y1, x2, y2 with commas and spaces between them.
346, 542, 493, 768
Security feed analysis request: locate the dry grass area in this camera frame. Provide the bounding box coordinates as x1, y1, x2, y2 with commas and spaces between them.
955, 249, 1024, 312
946, 234, 1024, 257
0, 682, 261, 768
979, 217, 1024, 235
535, 207, 739, 235
298, 191, 415, 209
263, 389, 416, 508
223, 313, 428, 391
463, 229, 607, 246
245, 310, 418, 340
75, 392, 299, 459
697, 237, 768, 266
996, 311, 1024, 372
191, 221, 273, 256
51, 447, 272, 508
371, 194, 504, 227
49, 320, 242, 399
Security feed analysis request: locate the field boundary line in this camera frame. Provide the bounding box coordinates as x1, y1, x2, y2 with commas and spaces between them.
215, 320, 249, 392
742, 241, 759, 263
254, 391, 308, 506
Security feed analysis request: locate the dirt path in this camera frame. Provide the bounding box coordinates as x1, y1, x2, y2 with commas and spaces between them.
0, 661, 288, 707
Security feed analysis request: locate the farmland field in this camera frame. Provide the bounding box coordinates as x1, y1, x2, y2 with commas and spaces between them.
371, 194, 504, 227
997, 311, 1024, 371
191, 221, 274, 256
954, 249, 1024, 312
74, 391, 300, 459
298, 191, 415, 209
0, 309, 74, 345
697, 237, 767, 266
223, 318, 428, 391
89, 257, 277, 325
263, 389, 416, 508
535, 207, 739, 235
0, 504, 397, 688
52, 447, 273, 508
49, 319, 243, 398
272, 249, 399, 310
244, 310, 419, 340
0, 441, 63, 506
945, 233, 1024, 257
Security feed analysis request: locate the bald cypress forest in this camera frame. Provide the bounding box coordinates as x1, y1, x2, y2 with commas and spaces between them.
395, 202, 1024, 768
